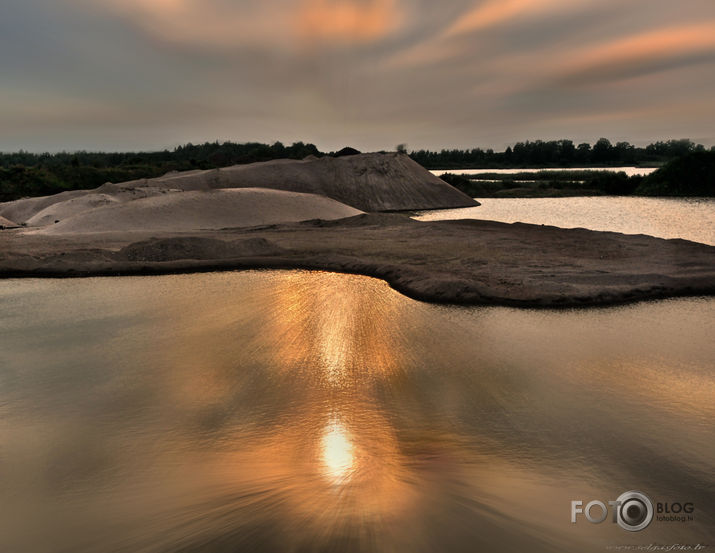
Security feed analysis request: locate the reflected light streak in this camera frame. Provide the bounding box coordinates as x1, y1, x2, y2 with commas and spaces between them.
266, 272, 405, 387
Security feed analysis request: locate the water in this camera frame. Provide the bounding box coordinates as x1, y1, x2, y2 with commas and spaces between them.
430, 167, 659, 177
1, 271, 713, 553
415, 197, 715, 245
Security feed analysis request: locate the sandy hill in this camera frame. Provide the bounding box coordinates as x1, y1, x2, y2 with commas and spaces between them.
0, 153, 476, 232
0, 186, 178, 226
0, 189, 89, 224
25, 193, 122, 227
107, 152, 478, 212
35, 188, 362, 235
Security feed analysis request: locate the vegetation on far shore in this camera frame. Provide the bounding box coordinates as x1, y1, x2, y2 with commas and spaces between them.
0, 138, 713, 202
440, 151, 715, 198
410, 138, 710, 169
439, 171, 636, 198
0, 141, 322, 202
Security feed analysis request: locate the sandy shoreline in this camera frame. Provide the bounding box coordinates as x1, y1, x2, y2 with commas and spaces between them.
1, 213, 713, 307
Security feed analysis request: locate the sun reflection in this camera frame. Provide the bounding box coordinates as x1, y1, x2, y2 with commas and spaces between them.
155, 272, 420, 530
321, 420, 355, 484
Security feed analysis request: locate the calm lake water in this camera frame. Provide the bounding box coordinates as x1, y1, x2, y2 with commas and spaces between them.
0, 271, 713, 553
415, 197, 715, 245
430, 167, 659, 177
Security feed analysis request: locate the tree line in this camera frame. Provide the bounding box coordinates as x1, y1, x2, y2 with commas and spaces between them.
410, 138, 711, 169
0, 141, 322, 201
0, 138, 712, 201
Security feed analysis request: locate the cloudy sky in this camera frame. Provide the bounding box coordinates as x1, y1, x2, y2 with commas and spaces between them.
2, 0, 714, 152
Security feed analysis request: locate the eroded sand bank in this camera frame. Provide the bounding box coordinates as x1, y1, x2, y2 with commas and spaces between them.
1, 214, 712, 307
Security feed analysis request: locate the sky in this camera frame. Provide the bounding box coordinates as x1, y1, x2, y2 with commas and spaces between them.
1, 0, 715, 153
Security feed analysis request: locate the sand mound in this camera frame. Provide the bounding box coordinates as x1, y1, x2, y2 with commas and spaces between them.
0, 185, 181, 225
113, 153, 478, 211
0, 190, 89, 225
0, 152, 474, 236
25, 194, 123, 227
0, 215, 20, 229
332, 147, 361, 157
36, 188, 362, 234
220, 153, 478, 211
0, 153, 476, 230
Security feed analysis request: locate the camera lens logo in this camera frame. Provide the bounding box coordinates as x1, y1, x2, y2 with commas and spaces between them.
615, 491, 653, 532
571, 490, 654, 532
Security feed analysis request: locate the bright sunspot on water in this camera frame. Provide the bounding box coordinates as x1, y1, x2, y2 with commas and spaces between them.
321, 420, 355, 483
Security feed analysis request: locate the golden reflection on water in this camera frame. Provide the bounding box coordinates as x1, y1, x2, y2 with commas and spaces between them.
267, 273, 407, 492
1, 273, 713, 553
248, 273, 422, 528
153, 272, 419, 528
142, 272, 715, 539
265, 271, 405, 386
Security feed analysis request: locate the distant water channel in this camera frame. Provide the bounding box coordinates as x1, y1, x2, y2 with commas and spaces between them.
1, 271, 713, 553
430, 167, 659, 177
415, 197, 715, 245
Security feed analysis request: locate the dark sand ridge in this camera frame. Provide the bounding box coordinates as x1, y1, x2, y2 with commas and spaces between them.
1, 214, 713, 307
117, 152, 479, 211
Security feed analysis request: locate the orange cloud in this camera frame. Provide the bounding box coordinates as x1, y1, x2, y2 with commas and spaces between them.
556, 22, 715, 85
384, 0, 572, 69
75, 0, 403, 51
298, 0, 403, 45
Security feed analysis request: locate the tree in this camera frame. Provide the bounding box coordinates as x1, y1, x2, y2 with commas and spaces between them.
592, 138, 613, 163
559, 140, 575, 162
614, 141, 635, 163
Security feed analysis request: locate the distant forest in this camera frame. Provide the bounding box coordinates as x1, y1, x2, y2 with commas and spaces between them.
0, 138, 712, 201
0, 141, 322, 201
409, 138, 712, 169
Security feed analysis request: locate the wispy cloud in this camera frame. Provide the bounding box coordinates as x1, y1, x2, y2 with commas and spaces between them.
554, 22, 715, 86
445, 0, 567, 36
